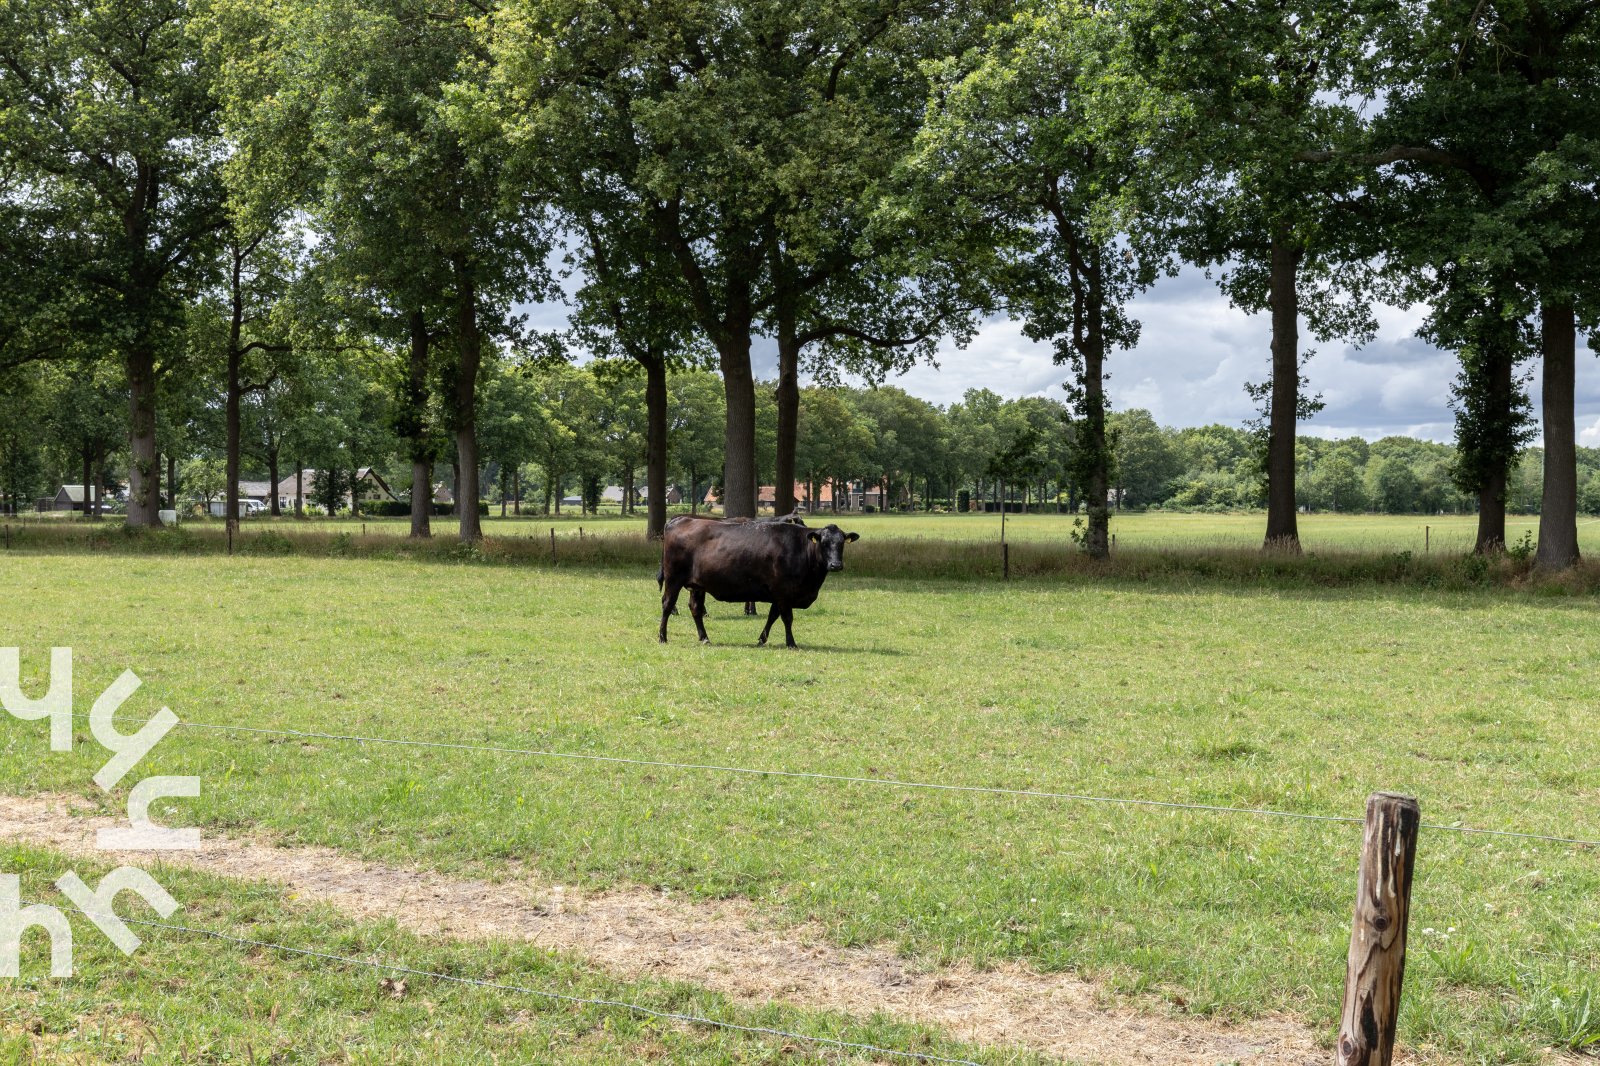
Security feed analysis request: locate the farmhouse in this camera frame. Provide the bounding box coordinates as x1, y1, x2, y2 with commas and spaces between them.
638, 485, 682, 505
272, 468, 403, 512
239, 480, 273, 505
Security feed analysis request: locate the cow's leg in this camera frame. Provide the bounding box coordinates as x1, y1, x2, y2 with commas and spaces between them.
659, 582, 682, 643
744, 601, 757, 616
781, 606, 797, 648
689, 590, 710, 643
758, 603, 782, 645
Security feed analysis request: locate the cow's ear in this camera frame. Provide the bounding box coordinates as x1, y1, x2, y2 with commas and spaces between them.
845, 532, 859, 542
808, 530, 821, 542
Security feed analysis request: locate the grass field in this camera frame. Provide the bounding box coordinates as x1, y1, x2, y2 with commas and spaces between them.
0, 841, 1000, 1066
14, 506, 1588, 555
1, 544, 1598, 1063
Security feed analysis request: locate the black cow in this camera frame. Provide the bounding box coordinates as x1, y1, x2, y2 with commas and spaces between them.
658, 513, 807, 615
658, 520, 858, 647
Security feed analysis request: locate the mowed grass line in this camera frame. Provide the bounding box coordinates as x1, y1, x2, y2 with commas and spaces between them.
0, 553, 1597, 1060
0, 843, 1021, 1066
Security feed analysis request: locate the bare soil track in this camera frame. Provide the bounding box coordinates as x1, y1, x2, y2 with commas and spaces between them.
0, 792, 1521, 1065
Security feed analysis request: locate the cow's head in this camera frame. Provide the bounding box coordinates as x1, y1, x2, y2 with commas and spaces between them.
809, 525, 859, 572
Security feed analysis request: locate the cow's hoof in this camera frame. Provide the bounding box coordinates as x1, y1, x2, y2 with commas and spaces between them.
658, 637, 667, 644
699, 638, 710, 645
757, 638, 767, 646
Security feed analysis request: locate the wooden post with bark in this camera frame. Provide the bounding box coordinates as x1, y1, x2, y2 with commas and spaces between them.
1336, 792, 1420, 1066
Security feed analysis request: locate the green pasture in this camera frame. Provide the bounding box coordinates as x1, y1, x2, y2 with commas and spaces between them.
17, 507, 1587, 555
0, 550, 1597, 1062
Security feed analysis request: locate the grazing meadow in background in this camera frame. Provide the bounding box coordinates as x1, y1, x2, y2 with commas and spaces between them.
1, 542, 1597, 1061
6, 507, 1583, 553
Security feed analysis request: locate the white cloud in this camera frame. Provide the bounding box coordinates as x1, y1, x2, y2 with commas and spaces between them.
520, 264, 1600, 445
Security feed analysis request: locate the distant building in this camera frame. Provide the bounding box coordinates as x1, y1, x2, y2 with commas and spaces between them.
272, 468, 400, 512
637, 485, 682, 505
45, 485, 104, 512
275, 470, 315, 512
707, 481, 847, 513
240, 481, 274, 504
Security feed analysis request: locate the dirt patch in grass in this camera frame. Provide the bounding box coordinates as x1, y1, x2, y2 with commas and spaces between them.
0, 792, 1433, 1065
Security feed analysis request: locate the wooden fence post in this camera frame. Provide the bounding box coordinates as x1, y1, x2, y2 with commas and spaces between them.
1002, 541, 1010, 580
549, 527, 556, 564
1337, 791, 1420, 1066
1425, 525, 1430, 553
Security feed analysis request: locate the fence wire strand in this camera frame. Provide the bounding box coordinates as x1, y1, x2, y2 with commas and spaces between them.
43, 904, 983, 1066
77, 712, 1600, 848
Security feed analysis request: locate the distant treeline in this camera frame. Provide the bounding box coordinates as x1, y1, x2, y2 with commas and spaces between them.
6, 360, 1583, 519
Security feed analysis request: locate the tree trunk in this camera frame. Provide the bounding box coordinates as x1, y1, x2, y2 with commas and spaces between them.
1472, 331, 1515, 554
1535, 298, 1579, 569
225, 345, 241, 532
513, 467, 522, 516
406, 310, 433, 539
294, 461, 304, 517
225, 245, 245, 533
267, 449, 281, 518
451, 459, 461, 517
452, 255, 483, 542
1476, 466, 1508, 554
1264, 231, 1303, 552
774, 322, 800, 518
349, 468, 361, 517
125, 345, 160, 527
1081, 256, 1111, 559
81, 444, 94, 520
78, 441, 90, 515
644, 356, 668, 539
500, 467, 509, 517
719, 332, 758, 518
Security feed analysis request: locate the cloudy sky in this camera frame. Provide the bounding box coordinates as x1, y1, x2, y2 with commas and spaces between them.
526, 265, 1600, 447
